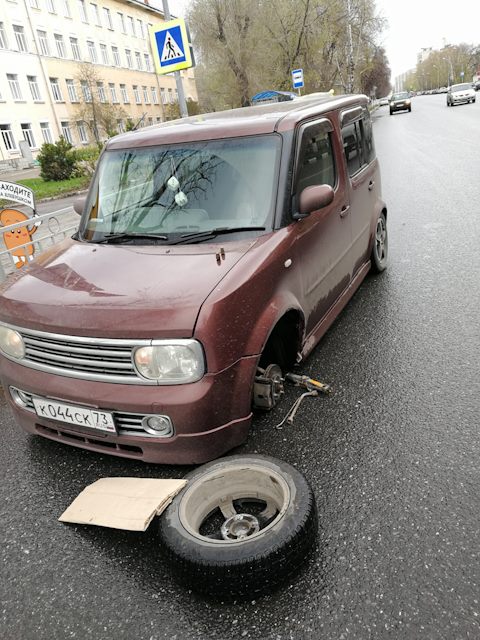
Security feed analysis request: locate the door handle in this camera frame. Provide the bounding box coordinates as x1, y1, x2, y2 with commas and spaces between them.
368, 180, 375, 191
340, 205, 350, 218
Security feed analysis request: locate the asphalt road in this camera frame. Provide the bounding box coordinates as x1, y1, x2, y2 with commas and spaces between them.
1, 93, 479, 640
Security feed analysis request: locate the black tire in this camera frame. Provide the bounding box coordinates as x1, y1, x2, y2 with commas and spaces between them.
158, 454, 317, 599
389, 108, 393, 115
370, 211, 388, 273
408, 106, 412, 112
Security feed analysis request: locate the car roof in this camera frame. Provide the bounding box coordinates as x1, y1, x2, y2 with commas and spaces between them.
106, 93, 368, 150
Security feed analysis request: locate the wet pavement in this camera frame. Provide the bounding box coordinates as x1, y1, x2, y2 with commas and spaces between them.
0, 94, 479, 639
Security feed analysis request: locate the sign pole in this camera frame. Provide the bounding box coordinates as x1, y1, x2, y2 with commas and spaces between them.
162, 0, 189, 118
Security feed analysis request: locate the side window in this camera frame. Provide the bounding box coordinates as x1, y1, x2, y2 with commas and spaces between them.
296, 124, 336, 195
342, 111, 376, 177
342, 121, 362, 176
360, 111, 375, 164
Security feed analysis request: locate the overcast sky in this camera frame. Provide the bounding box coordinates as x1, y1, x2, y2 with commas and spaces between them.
375, 0, 480, 79
164, 0, 480, 80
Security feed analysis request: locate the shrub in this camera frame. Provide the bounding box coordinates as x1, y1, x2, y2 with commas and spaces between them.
73, 145, 101, 177
37, 137, 77, 181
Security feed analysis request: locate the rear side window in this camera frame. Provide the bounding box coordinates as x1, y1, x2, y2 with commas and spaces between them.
341, 110, 375, 176
295, 123, 336, 195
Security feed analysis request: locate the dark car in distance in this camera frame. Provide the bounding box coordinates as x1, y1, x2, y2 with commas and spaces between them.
0, 94, 388, 464
389, 91, 411, 114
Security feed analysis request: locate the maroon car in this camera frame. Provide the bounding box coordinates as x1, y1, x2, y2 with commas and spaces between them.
0, 94, 388, 464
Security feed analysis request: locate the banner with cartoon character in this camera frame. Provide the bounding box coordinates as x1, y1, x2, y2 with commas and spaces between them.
0, 181, 40, 270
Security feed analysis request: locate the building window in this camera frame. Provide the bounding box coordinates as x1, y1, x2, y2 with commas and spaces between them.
127, 16, 135, 36
29, 0, 39, 8
103, 7, 113, 29
40, 122, 53, 144
125, 49, 132, 69
61, 121, 73, 144
37, 30, 50, 56
7, 74, 23, 101
137, 19, 144, 39
133, 85, 140, 104
174, 89, 178, 102
90, 3, 100, 26
0, 23, 8, 49
54, 34, 66, 58
97, 82, 106, 103
100, 43, 109, 65
117, 12, 126, 33
46, 0, 56, 12
66, 79, 78, 102
117, 119, 125, 133
27, 76, 41, 101
111, 46, 120, 66
78, 0, 88, 23
109, 83, 118, 103
142, 86, 150, 103
120, 83, 129, 103
160, 87, 167, 104
49, 77, 63, 101
0, 125, 16, 151
77, 121, 88, 143
61, 0, 71, 17
135, 51, 142, 70
81, 80, 92, 102
156, 116, 162, 123
147, 117, 153, 126
144, 53, 151, 72
13, 25, 28, 52
151, 86, 158, 104
21, 123, 36, 148
168, 88, 173, 103
87, 40, 97, 63
70, 37, 80, 60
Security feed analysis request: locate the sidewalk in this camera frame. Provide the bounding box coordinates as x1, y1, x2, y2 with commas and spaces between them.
1, 166, 41, 182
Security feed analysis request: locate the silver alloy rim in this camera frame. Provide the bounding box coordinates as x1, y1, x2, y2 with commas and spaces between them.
178, 463, 291, 544
375, 217, 387, 262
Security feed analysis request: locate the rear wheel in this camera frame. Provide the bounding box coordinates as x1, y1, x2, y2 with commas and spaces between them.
371, 212, 388, 273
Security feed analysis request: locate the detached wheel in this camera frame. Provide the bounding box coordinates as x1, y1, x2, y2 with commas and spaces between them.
159, 455, 317, 598
371, 212, 388, 273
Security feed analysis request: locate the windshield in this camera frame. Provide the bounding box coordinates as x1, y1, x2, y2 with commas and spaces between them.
392, 92, 409, 100
78, 135, 281, 244
451, 83, 471, 92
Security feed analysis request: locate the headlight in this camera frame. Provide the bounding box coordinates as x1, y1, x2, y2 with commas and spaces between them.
133, 340, 205, 383
406, 99, 411, 105
0, 326, 25, 359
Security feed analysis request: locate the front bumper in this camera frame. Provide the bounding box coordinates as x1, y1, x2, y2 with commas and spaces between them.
0, 355, 257, 464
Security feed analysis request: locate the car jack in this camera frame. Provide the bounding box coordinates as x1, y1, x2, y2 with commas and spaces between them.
274, 373, 332, 429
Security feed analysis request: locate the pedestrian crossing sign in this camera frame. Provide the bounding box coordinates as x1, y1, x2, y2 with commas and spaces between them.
149, 18, 193, 75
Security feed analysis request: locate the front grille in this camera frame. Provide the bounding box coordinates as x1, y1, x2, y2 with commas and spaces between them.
5, 324, 155, 384
10, 388, 173, 439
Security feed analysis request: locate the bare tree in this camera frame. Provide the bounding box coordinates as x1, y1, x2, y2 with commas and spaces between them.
74, 63, 127, 144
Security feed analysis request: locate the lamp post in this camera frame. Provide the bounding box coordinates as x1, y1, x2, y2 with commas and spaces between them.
443, 57, 454, 86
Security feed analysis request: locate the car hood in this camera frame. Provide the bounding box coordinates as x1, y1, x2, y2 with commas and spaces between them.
0, 238, 256, 338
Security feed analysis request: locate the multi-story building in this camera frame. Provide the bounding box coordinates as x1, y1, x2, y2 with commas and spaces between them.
0, 0, 197, 167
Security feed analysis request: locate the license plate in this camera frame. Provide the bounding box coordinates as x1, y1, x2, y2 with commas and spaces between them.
32, 397, 116, 433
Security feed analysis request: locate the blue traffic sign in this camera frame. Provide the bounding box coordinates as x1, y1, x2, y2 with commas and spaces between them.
149, 18, 193, 75
292, 68, 304, 89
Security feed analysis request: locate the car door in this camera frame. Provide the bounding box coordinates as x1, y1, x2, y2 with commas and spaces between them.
341, 106, 380, 276
291, 118, 353, 335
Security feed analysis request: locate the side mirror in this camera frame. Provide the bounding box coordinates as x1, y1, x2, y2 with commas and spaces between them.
73, 196, 86, 215
294, 184, 335, 220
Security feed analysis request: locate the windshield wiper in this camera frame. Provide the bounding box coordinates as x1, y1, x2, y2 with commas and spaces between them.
94, 232, 168, 244
167, 226, 266, 245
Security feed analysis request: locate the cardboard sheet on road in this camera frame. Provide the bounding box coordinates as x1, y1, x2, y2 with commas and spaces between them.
59, 477, 187, 531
